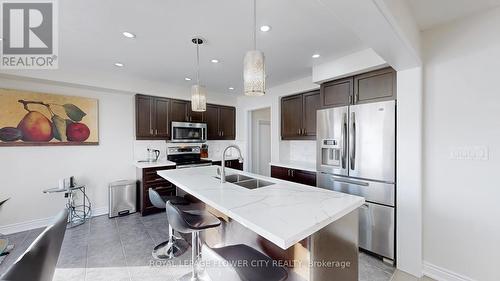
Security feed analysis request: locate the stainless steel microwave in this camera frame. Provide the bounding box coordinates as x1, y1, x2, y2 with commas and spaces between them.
171, 122, 207, 143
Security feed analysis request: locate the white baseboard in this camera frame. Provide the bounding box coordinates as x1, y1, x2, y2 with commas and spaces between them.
0, 206, 109, 235
423, 262, 476, 281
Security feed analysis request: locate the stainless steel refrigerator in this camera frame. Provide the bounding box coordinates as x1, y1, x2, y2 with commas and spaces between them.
316, 100, 396, 261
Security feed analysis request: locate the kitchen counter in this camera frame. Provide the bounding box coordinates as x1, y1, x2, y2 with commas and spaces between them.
134, 160, 176, 169
158, 165, 364, 249
269, 160, 317, 173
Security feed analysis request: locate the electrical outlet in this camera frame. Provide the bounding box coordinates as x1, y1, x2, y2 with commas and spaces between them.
449, 146, 489, 161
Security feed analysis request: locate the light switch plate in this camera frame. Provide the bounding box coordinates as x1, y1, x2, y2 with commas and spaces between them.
449, 146, 489, 161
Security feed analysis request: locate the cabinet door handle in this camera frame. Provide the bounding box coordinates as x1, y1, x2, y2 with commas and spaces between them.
297, 129, 301, 135
150, 129, 153, 135
291, 170, 294, 177
222, 131, 224, 137
287, 169, 290, 176
155, 129, 158, 135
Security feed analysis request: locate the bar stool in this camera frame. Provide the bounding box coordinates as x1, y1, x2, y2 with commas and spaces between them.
148, 188, 191, 259
165, 202, 288, 281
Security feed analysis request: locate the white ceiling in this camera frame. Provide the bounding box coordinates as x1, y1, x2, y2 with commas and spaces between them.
1, 0, 366, 95
408, 0, 500, 30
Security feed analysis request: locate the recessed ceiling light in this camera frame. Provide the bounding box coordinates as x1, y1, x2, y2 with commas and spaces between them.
260, 25, 271, 32
114, 62, 124, 67
312, 54, 321, 58
211, 59, 219, 63
122, 31, 136, 38
0, 38, 3, 41
229, 87, 234, 90
184, 77, 192, 81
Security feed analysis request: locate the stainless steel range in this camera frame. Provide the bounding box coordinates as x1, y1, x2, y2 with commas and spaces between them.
316, 100, 396, 262
167, 146, 212, 169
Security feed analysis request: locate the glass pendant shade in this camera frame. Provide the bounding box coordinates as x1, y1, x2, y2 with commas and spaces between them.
244, 50, 266, 96
191, 84, 207, 112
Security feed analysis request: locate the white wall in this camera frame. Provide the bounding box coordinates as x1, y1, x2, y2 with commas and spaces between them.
0, 75, 236, 233
236, 77, 319, 169
422, 8, 500, 281
396, 67, 423, 277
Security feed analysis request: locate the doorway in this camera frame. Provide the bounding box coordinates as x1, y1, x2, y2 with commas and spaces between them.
250, 108, 271, 176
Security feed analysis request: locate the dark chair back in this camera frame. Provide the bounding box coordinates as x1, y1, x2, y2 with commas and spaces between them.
0, 209, 68, 281
165, 201, 193, 233
148, 188, 166, 209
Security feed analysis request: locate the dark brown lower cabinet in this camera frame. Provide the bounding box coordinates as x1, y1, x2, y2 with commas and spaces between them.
212, 160, 243, 171
137, 166, 176, 216
271, 165, 316, 187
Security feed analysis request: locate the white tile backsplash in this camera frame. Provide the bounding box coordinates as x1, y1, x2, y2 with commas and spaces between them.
133, 140, 169, 161
133, 140, 241, 162
205, 140, 244, 160
282, 140, 316, 163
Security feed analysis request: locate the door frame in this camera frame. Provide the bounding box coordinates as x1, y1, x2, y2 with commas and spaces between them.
247, 106, 271, 173
255, 120, 271, 175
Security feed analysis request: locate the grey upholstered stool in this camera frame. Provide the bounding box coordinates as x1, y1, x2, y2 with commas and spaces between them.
165, 201, 222, 281
148, 188, 191, 259
166, 202, 288, 281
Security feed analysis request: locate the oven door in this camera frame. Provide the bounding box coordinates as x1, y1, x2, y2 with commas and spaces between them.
171, 122, 207, 143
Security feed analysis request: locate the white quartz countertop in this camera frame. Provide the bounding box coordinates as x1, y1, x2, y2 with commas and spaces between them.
269, 160, 317, 173
158, 166, 364, 249
134, 160, 176, 169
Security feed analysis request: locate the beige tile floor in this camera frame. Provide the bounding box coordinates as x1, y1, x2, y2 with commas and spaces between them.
1, 213, 436, 281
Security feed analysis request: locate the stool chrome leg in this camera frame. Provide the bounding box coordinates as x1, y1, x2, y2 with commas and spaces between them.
178, 231, 211, 281
153, 224, 189, 260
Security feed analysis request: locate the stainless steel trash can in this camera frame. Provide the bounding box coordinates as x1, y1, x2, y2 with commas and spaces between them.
109, 180, 137, 218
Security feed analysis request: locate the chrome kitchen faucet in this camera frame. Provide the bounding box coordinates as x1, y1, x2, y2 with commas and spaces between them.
220, 145, 244, 183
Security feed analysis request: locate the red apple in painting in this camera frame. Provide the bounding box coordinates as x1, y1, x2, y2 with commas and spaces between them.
66, 122, 90, 142
17, 111, 53, 142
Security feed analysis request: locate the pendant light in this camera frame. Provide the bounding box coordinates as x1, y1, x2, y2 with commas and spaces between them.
244, 0, 265, 96
191, 37, 207, 112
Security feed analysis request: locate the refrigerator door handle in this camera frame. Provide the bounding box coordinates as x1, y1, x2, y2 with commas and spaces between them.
342, 113, 348, 169
331, 175, 369, 186
349, 112, 356, 170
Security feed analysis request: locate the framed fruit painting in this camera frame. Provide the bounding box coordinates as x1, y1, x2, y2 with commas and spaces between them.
0, 89, 99, 146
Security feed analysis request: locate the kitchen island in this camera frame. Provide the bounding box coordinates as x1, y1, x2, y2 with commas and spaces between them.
158, 166, 364, 281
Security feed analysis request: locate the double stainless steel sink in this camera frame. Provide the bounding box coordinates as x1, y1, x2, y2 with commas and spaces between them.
214, 174, 275, 190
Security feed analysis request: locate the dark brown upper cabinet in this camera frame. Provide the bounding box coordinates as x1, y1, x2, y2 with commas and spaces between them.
281, 95, 303, 139
354, 67, 396, 104
170, 99, 205, 123
154, 98, 170, 138
170, 99, 189, 122
281, 90, 320, 140
189, 106, 204, 122
205, 104, 220, 140
136, 95, 170, 140
320, 67, 396, 108
136, 95, 236, 141
218, 106, 236, 140
302, 91, 321, 138
206, 104, 236, 140
320, 77, 353, 108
